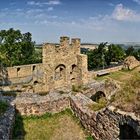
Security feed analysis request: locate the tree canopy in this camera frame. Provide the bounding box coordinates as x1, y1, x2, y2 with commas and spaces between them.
86, 43, 125, 70
125, 46, 140, 61
0, 28, 41, 66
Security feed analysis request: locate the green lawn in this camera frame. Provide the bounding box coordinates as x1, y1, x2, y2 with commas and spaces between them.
13, 109, 94, 140
95, 66, 140, 82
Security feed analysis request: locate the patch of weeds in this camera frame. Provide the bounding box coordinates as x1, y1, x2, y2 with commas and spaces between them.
110, 95, 115, 103
86, 136, 94, 140
59, 90, 65, 94
23, 112, 52, 120
72, 85, 88, 92
82, 85, 89, 91
2, 91, 17, 97
38, 91, 49, 96
0, 101, 8, 115
72, 85, 81, 92
21, 109, 72, 120
89, 97, 107, 111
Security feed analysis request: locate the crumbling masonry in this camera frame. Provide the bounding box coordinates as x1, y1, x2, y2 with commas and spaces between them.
42, 36, 88, 91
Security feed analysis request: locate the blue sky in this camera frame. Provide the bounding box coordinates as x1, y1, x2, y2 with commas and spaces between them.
0, 0, 140, 43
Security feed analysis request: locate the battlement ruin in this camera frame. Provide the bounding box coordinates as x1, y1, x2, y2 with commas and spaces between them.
42, 36, 88, 91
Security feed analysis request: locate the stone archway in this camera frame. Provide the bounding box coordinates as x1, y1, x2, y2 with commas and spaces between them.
90, 91, 106, 102
54, 64, 66, 81
119, 123, 140, 139
70, 64, 78, 85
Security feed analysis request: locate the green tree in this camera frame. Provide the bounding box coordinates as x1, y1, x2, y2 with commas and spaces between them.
125, 46, 135, 56
87, 43, 125, 70
125, 46, 140, 61
87, 42, 107, 70
105, 44, 125, 65
0, 28, 40, 66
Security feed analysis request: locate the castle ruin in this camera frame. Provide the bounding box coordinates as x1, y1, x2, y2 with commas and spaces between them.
42, 36, 88, 91
1, 36, 88, 92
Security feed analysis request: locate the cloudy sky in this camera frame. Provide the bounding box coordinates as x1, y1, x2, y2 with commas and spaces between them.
0, 0, 140, 43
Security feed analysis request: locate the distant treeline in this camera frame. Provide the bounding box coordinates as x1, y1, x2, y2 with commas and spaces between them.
82, 43, 140, 70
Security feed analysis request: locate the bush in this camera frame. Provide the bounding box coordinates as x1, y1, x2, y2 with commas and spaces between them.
0, 101, 8, 115
86, 136, 94, 140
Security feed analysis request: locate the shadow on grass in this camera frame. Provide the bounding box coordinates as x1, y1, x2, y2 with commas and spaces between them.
12, 109, 94, 140
12, 111, 26, 140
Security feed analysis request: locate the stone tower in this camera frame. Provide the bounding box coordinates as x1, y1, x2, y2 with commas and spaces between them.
42, 36, 88, 91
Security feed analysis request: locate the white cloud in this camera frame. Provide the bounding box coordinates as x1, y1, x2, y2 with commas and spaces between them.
108, 3, 114, 7
112, 3, 140, 21
47, 7, 54, 11
133, 0, 140, 5
47, 0, 61, 5
27, 0, 61, 7
27, 1, 41, 6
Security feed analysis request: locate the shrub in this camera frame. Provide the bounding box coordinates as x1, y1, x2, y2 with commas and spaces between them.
86, 136, 94, 140
0, 101, 8, 115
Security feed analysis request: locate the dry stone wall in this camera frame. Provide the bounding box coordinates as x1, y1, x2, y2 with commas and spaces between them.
0, 91, 140, 140
70, 93, 140, 140
14, 92, 70, 116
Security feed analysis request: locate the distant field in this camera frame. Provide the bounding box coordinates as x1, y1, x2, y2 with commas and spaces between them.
13, 109, 93, 140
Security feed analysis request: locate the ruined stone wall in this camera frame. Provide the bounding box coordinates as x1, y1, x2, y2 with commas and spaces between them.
82, 80, 119, 100
70, 93, 140, 140
7, 63, 43, 85
14, 92, 70, 116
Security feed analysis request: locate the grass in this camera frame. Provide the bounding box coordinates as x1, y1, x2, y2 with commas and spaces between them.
95, 70, 132, 82
0, 101, 8, 115
95, 66, 140, 83
93, 66, 140, 114
86, 136, 94, 140
13, 109, 94, 140
89, 97, 107, 111
112, 75, 140, 113
72, 85, 89, 93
